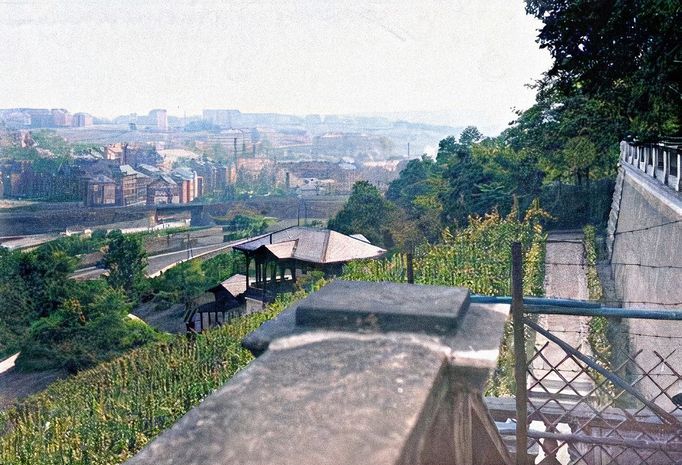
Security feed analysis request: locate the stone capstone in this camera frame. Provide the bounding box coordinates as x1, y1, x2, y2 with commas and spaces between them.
295, 280, 469, 335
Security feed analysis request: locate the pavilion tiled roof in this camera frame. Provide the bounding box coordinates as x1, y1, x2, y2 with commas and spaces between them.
209, 273, 247, 297
233, 227, 386, 264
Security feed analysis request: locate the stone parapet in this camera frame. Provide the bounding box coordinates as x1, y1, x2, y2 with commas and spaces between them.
125, 281, 512, 465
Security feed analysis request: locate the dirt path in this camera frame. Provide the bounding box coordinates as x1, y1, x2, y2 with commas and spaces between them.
0, 353, 65, 411
531, 231, 593, 399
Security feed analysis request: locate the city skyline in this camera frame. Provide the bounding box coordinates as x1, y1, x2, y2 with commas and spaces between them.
1, 0, 551, 134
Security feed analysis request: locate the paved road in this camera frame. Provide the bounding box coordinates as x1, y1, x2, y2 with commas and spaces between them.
71, 241, 238, 280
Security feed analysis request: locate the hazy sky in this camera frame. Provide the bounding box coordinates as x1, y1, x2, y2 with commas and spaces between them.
0, 0, 551, 132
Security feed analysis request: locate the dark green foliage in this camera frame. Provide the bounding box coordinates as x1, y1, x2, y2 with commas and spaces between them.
525, 0, 681, 139
40, 231, 109, 257
504, 94, 627, 184
149, 251, 246, 305
201, 251, 246, 287
328, 180, 398, 248
386, 156, 445, 244
387, 100, 620, 230
0, 250, 34, 358
538, 179, 615, 229
215, 213, 271, 240
0, 239, 162, 372
16, 288, 159, 373
17, 247, 77, 317
0, 286, 318, 464
104, 230, 148, 298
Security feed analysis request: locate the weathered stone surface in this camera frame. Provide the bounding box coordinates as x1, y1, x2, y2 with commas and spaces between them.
127, 282, 512, 465
610, 165, 682, 410
125, 338, 448, 465
244, 298, 509, 386
295, 281, 469, 335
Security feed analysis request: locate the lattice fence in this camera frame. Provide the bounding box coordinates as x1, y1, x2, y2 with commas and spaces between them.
522, 313, 682, 465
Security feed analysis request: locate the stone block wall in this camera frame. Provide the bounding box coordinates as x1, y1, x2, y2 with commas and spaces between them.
609, 163, 682, 407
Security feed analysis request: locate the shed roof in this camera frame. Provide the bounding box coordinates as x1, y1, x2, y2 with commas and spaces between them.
208, 273, 247, 297
233, 227, 385, 264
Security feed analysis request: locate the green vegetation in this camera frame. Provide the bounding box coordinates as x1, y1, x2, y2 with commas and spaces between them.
103, 231, 148, 299
148, 251, 245, 307
525, 0, 680, 139
0, 222, 256, 370
45, 230, 110, 256
0, 287, 316, 465
343, 204, 547, 296
0, 237, 164, 370
583, 225, 603, 301
213, 212, 273, 241
16, 285, 159, 373
584, 225, 608, 355
583, 224, 615, 403
343, 204, 548, 396
328, 181, 400, 248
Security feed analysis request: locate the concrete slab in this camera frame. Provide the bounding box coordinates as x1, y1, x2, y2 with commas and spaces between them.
296, 280, 469, 335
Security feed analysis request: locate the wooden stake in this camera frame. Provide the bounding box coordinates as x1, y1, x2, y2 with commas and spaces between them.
512, 242, 528, 465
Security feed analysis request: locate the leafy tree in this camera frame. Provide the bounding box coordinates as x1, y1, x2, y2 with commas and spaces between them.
18, 246, 77, 316
561, 136, 598, 185
328, 181, 397, 247
525, 0, 681, 138
202, 251, 245, 287
103, 230, 148, 298
434, 127, 515, 226
458, 126, 484, 146
473, 139, 543, 195
504, 92, 627, 183
0, 249, 33, 357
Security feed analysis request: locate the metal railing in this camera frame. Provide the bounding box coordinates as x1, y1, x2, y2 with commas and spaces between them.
520, 309, 681, 464
504, 243, 682, 465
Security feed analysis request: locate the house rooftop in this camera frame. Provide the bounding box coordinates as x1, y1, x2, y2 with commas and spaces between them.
138, 163, 161, 173
119, 164, 148, 178
88, 174, 115, 183
158, 174, 177, 185
233, 226, 386, 264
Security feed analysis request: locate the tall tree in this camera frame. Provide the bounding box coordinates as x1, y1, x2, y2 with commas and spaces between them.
103, 230, 148, 298
328, 181, 396, 247
525, 0, 681, 138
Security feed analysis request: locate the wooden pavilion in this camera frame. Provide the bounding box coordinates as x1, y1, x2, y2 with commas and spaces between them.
232, 226, 386, 310
184, 274, 247, 332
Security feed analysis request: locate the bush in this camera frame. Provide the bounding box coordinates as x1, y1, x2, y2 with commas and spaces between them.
15, 288, 163, 373
0, 283, 320, 465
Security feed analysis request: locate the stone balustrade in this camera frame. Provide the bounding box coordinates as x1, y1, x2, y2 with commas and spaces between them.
620, 140, 681, 192
125, 280, 513, 465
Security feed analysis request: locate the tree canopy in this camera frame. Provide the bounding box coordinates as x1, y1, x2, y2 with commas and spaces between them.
328, 181, 397, 248
525, 0, 681, 139
103, 230, 148, 298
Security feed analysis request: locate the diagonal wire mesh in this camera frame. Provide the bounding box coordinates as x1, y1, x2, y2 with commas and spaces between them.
522, 312, 682, 465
